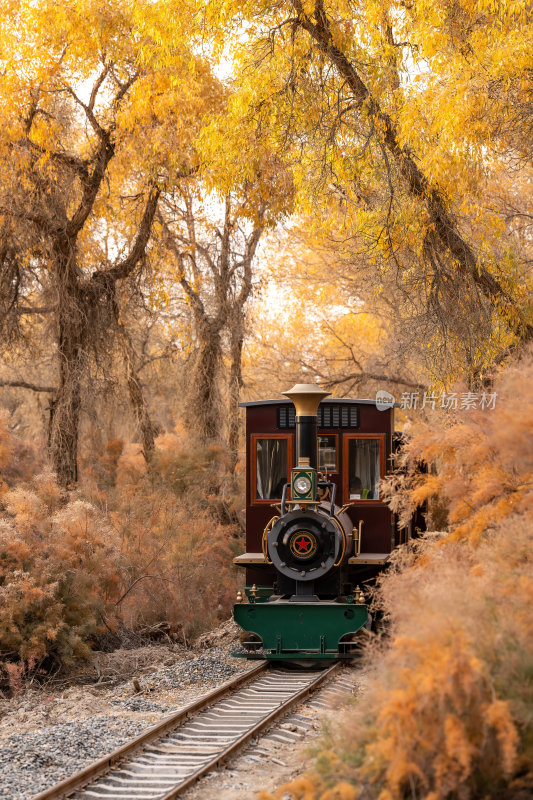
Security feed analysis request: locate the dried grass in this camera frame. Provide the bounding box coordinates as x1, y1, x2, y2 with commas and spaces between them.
0, 472, 121, 676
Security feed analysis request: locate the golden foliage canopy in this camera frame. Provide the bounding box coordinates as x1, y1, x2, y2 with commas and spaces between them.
203, 0, 533, 380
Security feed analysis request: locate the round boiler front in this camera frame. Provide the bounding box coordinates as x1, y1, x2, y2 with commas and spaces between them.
266, 508, 342, 581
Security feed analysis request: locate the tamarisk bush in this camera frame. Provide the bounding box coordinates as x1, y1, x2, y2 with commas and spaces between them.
382, 350, 533, 543
107, 430, 240, 642
0, 413, 242, 680
0, 469, 121, 673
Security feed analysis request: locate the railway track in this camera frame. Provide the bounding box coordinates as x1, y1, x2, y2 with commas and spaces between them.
33, 661, 342, 800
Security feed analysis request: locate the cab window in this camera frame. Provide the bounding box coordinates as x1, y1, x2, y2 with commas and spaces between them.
252, 436, 292, 501
344, 435, 385, 501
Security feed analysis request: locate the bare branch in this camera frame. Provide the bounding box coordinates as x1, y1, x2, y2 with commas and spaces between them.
89, 63, 111, 112
105, 185, 161, 281
66, 137, 115, 238
16, 305, 57, 315
24, 86, 42, 135
236, 224, 263, 307
0, 206, 61, 235
158, 213, 207, 320
323, 372, 425, 390
63, 82, 106, 139
23, 139, 89, 178
110, 68, 140, 112
0, 380, 56, 393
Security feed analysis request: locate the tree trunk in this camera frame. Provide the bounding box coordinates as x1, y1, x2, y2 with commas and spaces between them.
48, 244, 84, 487
191, 319, 223, 444
49, 353, 81, 488
120, 329, 156, 462
227, 321, 244, 472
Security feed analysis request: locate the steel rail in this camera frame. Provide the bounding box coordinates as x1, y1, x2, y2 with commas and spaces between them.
159, 661, 341, 800
31, 661, 267, 800
31, 661, 341, 800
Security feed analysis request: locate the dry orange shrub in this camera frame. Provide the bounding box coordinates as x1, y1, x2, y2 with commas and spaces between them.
264, 354, 532, 800
0, 410, 44, 491
263, 518, 531, 800
0, 469, 121, 672
98, 430, 242, 641
0, 416, 121, 678
0, 413, 242, 679
383, 350, 533, 544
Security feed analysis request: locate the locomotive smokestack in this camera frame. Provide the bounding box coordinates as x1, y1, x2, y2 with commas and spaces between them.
282, 383, 331, 469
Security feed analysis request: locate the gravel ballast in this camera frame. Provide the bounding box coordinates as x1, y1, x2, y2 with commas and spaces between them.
0, 641, 250, 800
0, 715, 149, 799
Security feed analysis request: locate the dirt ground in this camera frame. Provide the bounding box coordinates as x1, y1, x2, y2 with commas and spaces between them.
0, 620, 244, 741
0, 643, 188, 740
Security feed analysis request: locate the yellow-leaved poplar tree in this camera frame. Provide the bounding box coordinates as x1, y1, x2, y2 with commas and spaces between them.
204, 0, 532, 384
0, 0, 222, 485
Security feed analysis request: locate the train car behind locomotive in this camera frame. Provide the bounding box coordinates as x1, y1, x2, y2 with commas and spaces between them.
233, 383, 413, 661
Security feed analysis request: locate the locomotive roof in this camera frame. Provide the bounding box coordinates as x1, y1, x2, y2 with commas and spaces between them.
239, 398, 389, 407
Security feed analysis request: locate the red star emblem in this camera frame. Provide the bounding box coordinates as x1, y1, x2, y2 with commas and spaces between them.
296, 537, 310, 552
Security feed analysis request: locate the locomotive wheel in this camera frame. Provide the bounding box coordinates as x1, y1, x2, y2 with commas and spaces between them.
338, 630, 368, 655
239, 631, 263, 652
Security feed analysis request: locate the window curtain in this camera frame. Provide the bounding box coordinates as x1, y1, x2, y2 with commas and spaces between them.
350, 439, 381, 499
256, 439, 288, 499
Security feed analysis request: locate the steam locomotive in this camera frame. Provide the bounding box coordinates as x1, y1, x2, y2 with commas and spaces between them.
233, 384, 417, 661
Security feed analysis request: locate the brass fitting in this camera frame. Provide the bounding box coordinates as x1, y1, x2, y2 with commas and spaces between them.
339, 503, 355, 515
355, 585, 366, 604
